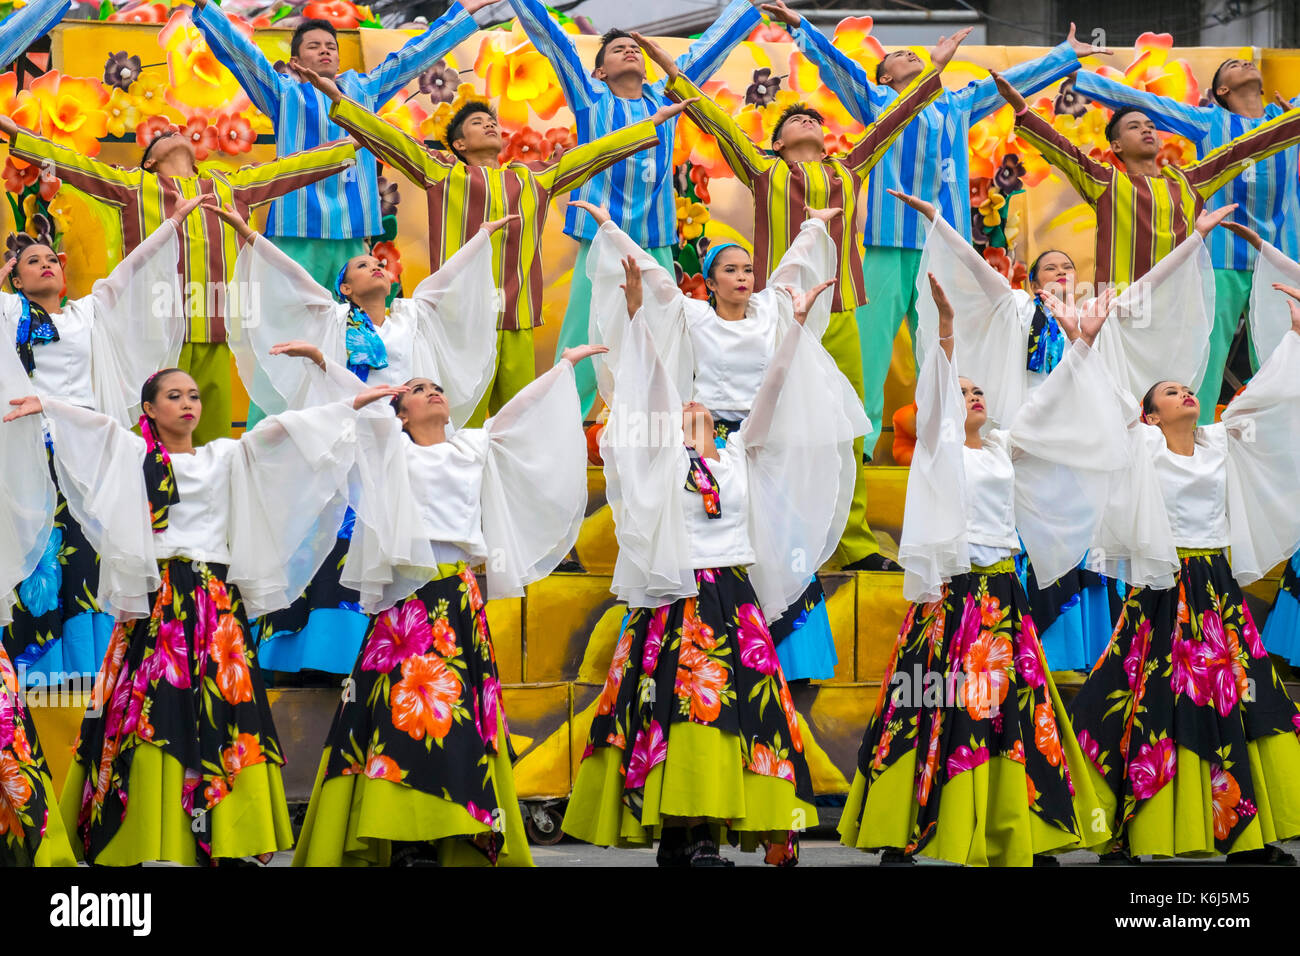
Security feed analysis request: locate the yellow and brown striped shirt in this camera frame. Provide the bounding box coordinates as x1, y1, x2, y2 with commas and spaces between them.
331, 97, 659, 332
10, 130, 356, 344
1016, 107, 1300, 287
666, 69, 943, 314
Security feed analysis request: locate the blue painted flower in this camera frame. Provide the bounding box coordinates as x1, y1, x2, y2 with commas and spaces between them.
19, 527, 63, 618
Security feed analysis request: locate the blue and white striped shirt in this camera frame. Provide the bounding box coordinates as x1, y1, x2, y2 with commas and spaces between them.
509, 0, 759, 248
793, 23, 1079, 251
0, 0, 68, 66
194, 1, 476, 240
1073, 70, 1300, 271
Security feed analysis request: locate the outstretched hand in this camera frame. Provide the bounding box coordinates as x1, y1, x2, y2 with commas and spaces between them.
561, 344, 610, 366
1040, 286, 1116, 348
0, 256, 17, 287
989, 70, 1027, 113
790, 279, 834, 326
651, 98, 698, 125
630, 31, 678, 81
3, 395, 43, 423
289, 58, 343, 103
1223, 221, 1263, 251
928, 272, 956, 358
167, 193, 209, 227
205, 200, 255, 241
804, 205, 843, 225
353, 384, 408, 410
566, 200, 611, 226
620, 255, 643, 320
930, 27, 972, 71
481, 214, 520, 235
759, 2, 801, 28
1272, 283, 1300, 335
269, 340, 326, 369
1194, 202, 1238, 238
1065, 21, 1113, 57
887, 188, 938, 222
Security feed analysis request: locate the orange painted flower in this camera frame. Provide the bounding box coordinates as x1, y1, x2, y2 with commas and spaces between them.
679, 273, 707, 300
0, 71, 39, 135
596, 627, 632, 716
978, 594, 1002, 628
183, 116, 218, 162
3, 157, 36, 194
160, 8, 252, 114
221, 732, 264, 776
681, 601, 716, 650
1211, 766, 1242, 840
379, 99, 430, 140
499, 127, 550, 165
203, 776, 229, 806
206, 576, 231, 612
916, 711, 943, 806
673, 80, 742, 179
390, 653, 462, 741
209, 614, 253, 706
778, 676, 804, 752
748, 21, 792, 43
430, 617, 457, 657
363, 753, 403, 782
128, 72, 169, 117
983, 246, 1013, 278
303, 0, 364, 29
30, 71, 110, 158
1033, 700, 1063, 767
749, 741, 796, 782
674, 640, 727, 724
108, 2, 169, 23
371, 240, 402, 283
962, 630, 1013, 720
460, 567, 484, 613
0, 751, 32, 837
1026, 772, 1038, 805
544, 126, 576, 161
830, 16, 887, 67
135, 114, 174, 149
216, 113, 255, 155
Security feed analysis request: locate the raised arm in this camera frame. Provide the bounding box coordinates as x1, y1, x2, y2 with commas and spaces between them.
3, 123, 138, 206
778, 4, 887, 127
846, 67, 943, 175
765, 213, 838, 338
225, 139, 358, 207
959, 23, 1102, 123
1183, 107, 1300, 198
329, 94, 450, 188
665, 72, 772, 190
1004, 87, 1110, 204
358, 2, 479, 106
541, 117, 660, 194
1071, 69, 1212, 141
505, 0, 598, 110
0, 0, 69, 68
676, 0, 762, 86
191, 0, 285, 119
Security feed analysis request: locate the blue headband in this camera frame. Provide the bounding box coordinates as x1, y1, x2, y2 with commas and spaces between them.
702, 242, 744, 278
334, 261, 351, 302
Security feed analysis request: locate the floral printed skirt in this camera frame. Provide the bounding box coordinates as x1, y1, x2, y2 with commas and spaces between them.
57, 559, 293, 865
839, 560, 1110, 866
254, 510, 369, 677
1262, 552, 1300, 667
1068, 549, 1300, 857
563, 566, 819, 850
1024, 559, 1120, 672
293, 563, 532, 867
768, 576, 838, 682
4, 450, 114, 687
1, 643, 76, 866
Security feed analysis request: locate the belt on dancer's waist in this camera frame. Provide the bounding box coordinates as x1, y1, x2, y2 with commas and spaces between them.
971, 557, 1017, 574
1176, 547, 1225, 560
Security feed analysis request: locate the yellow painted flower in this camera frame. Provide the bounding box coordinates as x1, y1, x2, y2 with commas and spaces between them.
129, 72, 169, 117
379, 100, 429, 139
1003, 209, 1021, 247
0, 70, 39, 132
30, 71, 110, 157
159, 7, 252, 114
105, 87, 142, 138
22, 192, 42, 235
421, 83, 492, 144
473, 27, 564, 131
47, 195, 74, 234
979, 187, 1005, 227
674, 81, 742, 180
676, 196, 709, 240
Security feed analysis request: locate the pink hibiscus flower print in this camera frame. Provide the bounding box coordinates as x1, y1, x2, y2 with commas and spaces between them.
1077, 729, 1101, 771
736, 603, 779, 675
146, 619, 192, 689
1170, 635, 1209, 706
946, 744, 990, 779
0, 690, 14, 751
465, 801, 496, 828
1199, 611, 1241, 717
1241, 604, 1265, 659
1129, 737, 1177, 801
362, 599, 434, 673
1015, 615, 1046, 688
951, 594, 980, 664
749, 741, 796, 783
1124, 620, 1152, 692
476, 676, 502, 749
625, 719, 668, 788
642, 606, 670, 673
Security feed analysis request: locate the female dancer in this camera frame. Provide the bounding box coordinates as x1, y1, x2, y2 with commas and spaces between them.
1062, 281, 1300, 864
4, 354, 398, 865
3, 198, 199, 684
0, 343, 75, 866
219, 203, 505, 677
563, 261, 863, 866
838, 274, 1131, 866
291, 344, 599, 867
576, 198, 846, 683
895, 188, 1225, 672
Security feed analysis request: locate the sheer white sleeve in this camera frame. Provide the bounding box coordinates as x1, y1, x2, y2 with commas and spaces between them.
478, 361, 588, 600
226, 398, 360, 618
227, 235, 349, 416
42, 398, 157, 620
399, 227, 499, 427
1245, 242, 1300, 366
0, 347, 55, 626
1093, 231, 1214, 401
739, 321, 868, 618
914, 215, 1028, 428
899, 343, 970, 603
586, 219, 695, 404
763, 217, 838, 340
86, 220, 185, 427
1009, 339, 1133, 587
1221, 329, 1300, 585
601, 311, 696, 608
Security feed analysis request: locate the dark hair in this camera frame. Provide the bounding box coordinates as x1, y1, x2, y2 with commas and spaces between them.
1140, 380, 1170, 417
771, 103, 823, 149
291, 19, 337, 58
1027, 249, 1073, 284
5, 234, 55, 289
595, 29, 635, 70
140, 368, 190, 419
391, 378, 443, 431
875, 59, 888, 83
1105, 106, 1146, 145
445, 101, 496, 162
140, 128, 176, 171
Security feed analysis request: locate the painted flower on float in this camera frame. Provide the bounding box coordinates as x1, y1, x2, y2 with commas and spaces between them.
676, 196, 709, 241
418, 59, 460, 104
103, 51, 143, 91
303, 0, 371, 30
474, 24, 565, 131
160, 7, 254, 115
29, 71, 110, 157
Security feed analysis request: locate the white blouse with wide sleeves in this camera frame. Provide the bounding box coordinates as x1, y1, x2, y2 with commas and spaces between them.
0, 220, 183, 426
229, 228, 498, 427
585, 216, 837, 412
0, 343, 55, 626
40, 381, 361, 621
601, 309, 865, 619
342, 362, 587, 613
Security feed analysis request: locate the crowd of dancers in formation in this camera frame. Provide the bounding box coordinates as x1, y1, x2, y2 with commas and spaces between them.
2, 0, 1300, 868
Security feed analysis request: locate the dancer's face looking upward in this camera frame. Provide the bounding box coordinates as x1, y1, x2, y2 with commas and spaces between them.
959, 377, 987, 432
1141, 380, 1198, 427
